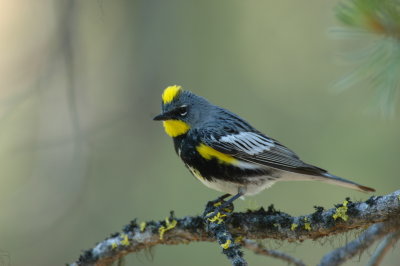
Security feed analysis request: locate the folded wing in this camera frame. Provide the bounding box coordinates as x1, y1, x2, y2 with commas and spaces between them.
200, 129, 327, 176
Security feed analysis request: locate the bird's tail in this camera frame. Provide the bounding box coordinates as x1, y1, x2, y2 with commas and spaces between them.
319, 173, 375, 193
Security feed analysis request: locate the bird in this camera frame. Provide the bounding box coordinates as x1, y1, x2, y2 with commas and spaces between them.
153, 85, 375, 209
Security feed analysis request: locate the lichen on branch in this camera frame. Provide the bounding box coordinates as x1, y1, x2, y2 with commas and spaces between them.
69, 190, 400, 266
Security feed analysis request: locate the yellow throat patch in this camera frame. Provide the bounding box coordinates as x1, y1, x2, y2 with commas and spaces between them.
163, 120, 190, 137
162, 85, 182, 104
196, 144, 237, 164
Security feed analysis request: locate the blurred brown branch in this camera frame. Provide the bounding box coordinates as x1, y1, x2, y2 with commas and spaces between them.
243, 239, 306, 266
319, 222, 400, 266
69, 189, 400, 266
368, 230, 400, 266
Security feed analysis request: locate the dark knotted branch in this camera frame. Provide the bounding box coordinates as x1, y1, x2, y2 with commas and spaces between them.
203, 197, 248, 266
70, 190, 400, 266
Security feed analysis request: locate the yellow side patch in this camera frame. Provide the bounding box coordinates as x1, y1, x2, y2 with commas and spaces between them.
196, 144, 237, 164
162, 85, 182, 104
163, 120, 190, 137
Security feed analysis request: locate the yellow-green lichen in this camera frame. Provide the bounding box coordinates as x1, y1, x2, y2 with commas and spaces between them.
303, 218, 311, 231
212, 201, 232, 212
234, 236, 244, 244
111, 242, 118, 249
291, 223, 298, 231
333, 200, 349, 221
213, 201, 222, 207
220, 239, 232, 249
139, 222, 146, 232
304, 223, 311, 231
222, 207, 233, 213
159, 217, 178, 240
207, 212, 227, 224
120, 234, 130, 246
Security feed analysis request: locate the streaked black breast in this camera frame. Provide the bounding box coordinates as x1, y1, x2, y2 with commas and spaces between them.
173, 131, 276, 184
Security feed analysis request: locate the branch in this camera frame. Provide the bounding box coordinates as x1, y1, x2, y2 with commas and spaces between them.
203, 197, 248, 266
69, 190, 400, 266
243, 239, 305, 266
367, 229, 400, 266
319, 221, 400, 266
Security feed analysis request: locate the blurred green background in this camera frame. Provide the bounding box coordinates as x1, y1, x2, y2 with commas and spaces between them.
0, 1, 399, 265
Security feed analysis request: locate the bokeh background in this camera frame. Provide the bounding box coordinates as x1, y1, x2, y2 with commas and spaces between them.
1, 1, 399, 265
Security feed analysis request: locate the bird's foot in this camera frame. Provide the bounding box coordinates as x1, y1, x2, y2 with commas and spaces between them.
203, 194, 235, 222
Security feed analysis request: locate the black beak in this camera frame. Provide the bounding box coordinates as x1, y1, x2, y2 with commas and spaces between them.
153, 113, 169, 121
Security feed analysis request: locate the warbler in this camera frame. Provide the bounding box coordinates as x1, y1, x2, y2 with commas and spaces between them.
154, 85, 375, 206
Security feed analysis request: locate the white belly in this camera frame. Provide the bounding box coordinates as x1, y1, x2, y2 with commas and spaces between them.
187, 165, 276, 196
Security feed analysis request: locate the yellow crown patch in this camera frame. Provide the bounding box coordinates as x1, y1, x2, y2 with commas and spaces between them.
162, 85, 182, 104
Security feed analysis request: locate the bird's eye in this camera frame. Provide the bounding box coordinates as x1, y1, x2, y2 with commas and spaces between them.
178, 105, 188, 117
